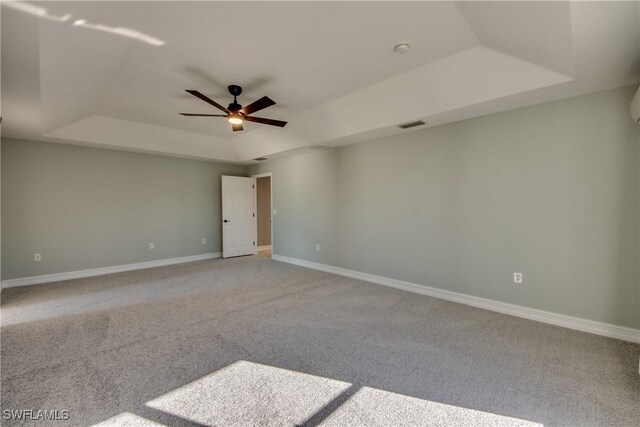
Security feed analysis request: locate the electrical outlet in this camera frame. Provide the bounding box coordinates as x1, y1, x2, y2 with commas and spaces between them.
201, 238, 206, 245
34, 253, 42, 262
149, 243, 155, 250
315, 244, 320, 252
514, 272, 523, 284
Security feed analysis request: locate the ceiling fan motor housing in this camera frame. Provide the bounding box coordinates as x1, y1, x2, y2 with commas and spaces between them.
228, 85, 243, 111
228, 102, 242, 112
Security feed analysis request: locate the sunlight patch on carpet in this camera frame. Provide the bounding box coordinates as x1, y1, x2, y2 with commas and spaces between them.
92, 412, 165, 426
140, 360, 543, 427
145, 360, 352, 426
322, 386, 542, 426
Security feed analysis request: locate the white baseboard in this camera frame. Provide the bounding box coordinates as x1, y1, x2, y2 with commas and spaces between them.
1, 252, 222, 289
257, 245, 272, 251
272, 254, 640, 344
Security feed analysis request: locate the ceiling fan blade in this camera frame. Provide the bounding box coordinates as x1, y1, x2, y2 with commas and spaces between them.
185, 90, 229, 113
240, 96, 275, 116
232, 123, 244, 132
244, 116, 287, 127
180, 113, 227, 117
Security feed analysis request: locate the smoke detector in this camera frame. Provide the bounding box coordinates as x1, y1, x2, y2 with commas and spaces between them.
394, 43, 410, 54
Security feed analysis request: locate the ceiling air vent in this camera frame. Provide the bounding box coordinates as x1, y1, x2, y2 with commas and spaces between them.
254, 157, 267, 161
398, 120, 426, 129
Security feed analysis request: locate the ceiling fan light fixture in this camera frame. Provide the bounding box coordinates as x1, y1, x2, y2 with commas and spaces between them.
181, 86, 287, 131
228, 115, 243, 125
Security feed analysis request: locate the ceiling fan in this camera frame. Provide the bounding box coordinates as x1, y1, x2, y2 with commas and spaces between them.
180, 85, 287, 132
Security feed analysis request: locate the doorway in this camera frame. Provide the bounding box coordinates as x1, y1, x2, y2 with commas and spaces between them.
253, 173, 272, 258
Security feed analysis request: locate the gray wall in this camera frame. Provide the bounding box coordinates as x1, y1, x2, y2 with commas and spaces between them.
251, 149, 340, 266
256, 176, 272, 246
1, 138, 245, 279
251, 86, 640, 329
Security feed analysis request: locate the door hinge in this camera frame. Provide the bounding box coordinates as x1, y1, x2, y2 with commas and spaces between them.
253, 213, 255, 217
253, 241, 255, 245
252, 184, 255, 189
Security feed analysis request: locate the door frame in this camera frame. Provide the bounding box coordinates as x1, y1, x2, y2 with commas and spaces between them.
251, 172, 273, 255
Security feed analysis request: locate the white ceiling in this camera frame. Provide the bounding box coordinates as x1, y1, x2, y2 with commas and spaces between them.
2, 1, 639, 164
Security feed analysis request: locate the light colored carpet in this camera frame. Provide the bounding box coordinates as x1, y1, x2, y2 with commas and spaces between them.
1, 256, 638, 426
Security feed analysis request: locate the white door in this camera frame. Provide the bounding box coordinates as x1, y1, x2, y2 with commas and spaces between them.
222, 176, 256, 258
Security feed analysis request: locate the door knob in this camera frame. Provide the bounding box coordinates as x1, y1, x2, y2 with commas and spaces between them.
223, 219, 229, 223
